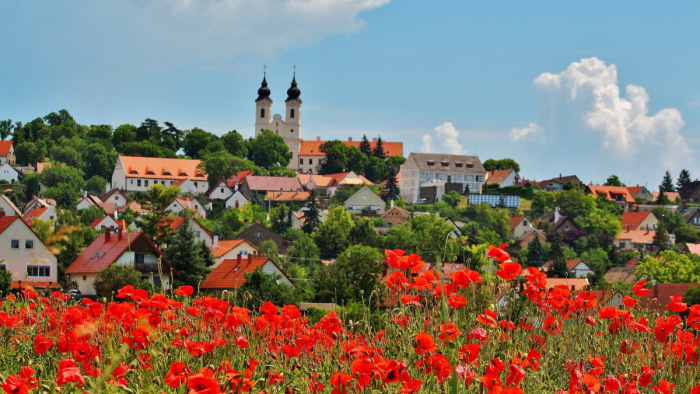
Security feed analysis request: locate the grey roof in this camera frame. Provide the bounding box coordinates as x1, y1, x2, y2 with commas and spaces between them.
403, 153, 486, 173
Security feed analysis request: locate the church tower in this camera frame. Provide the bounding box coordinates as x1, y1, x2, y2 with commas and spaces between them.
254, 74, 272, 137
284, 74, 302, 171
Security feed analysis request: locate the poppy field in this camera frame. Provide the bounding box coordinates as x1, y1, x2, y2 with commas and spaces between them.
1, 245, 699, 393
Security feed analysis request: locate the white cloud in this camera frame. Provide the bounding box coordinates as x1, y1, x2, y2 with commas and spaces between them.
421, 122, 466, 155
92, 0, 392, 63
510, 122, 542, 142
516, 57, 691, 184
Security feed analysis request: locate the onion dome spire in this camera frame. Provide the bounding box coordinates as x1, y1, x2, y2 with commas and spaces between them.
285, 72, 301, 102
256, 73, 270, 101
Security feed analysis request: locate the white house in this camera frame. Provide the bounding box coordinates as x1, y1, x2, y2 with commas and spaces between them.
166, 196, 207, 218
343, 185, 386, 215
0, 195, 21, 216
400, 153, 487, 204
23, 206, 57, 226
486, 169, 519, 188
65, 229, 175, 296
76, 194, 103, 210
163, 217, 214, 247
101, 188, 128, 208
210, 238, 260, 267
89, 216, 126, 233
173, 179, 200, 194
0, 163, 19, 183
0, 213, 59, 291
542, 259, 595, 278
224, 191, 248, 209
206, 180, 234, 202
111, 155, 209, 194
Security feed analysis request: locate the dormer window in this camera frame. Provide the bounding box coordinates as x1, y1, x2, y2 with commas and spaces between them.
179, 172, 187, 176
163, 171, 172, 176
146, 171, 155, 175
441, 161, 449, 167
129, 170, 138, 174
427, 161, 435, 166
455, 163, 463, 168
466, 164, 474, 168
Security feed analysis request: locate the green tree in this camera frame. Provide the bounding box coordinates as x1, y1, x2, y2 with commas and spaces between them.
200, 151, 257, 183
410, 214, 455, 262
575, 210, 622, 239
319, 140, 351, 174
313, 206, 355, 258
604, 174, 625, 187
182, 127, 216, 159
162, 122, 184, 152
40, 164, 87, 207
441, 190, 462, 207
302, 190, 322, 234
164, 220, 211, 287
259, 240, 279, 258
286, 232, 321, 275
526, 235, 546, 267
220, 130, 248, 158
240, 268, 300, 309
549, 232, 569, 277
93, 265, 143, 299
659, 171, 675, 192
136, 118, 162, 141
364, 156, 388, 183
684, 286, 700, 307
677, 169, 692, 190
359, 135, 371, 156
483, 158, 520, 173
382, 170, 401, 203
581, 248, 611, 288
85, 175, 108, 196
463, 202, 511, 242
384, 223, 417, 253
315, 244, 383, 305
112, 124, 137, 149
349, 216, 380, 247
15, 141, 45, 166
652, 222, 670, 252
248, 129, 292, 168
0, 266, 11, 296
0, 119, 13, 141
371, 136, 385, 159
118, 141, 176, 158
635, 250, 700, 283
83, 143, 118, 180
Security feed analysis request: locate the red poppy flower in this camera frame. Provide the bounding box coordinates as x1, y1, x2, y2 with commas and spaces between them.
187, 368, 221, 394
33, 334, 53, 354
1, 374, 29, 394
398, 374, 423, 394
651, 379, 675, 394
330, 372, 352, 394
282, 345, 301, 358
447, 295, 468, 309
175, 285, 194, 297
459, 343, 481, 364
667, 294, 688, 313
497, 262, 522, 281
622, 295, 636, 309
56, 360, 85, 388
437, 322, 462, 342
631, 279, 651, 297
414, 332, 437, 355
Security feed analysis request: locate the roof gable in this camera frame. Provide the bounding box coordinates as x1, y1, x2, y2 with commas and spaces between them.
620, 211, 655, 231
66, 231, 171, 274
0, 195, 22, 216
201, 256, 287, 289
118, 156, 206, 180
486, 169, 516, 185
586, 185, 636, 203
404, 153, 486, 173
0, 141, 12, 156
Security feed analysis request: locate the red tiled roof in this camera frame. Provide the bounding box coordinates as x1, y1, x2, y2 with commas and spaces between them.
117, 201, 149, 213
101, 188, 127, 201
542, 259, 589, 271
211, 240, 259, 258
118, 156, 206, 180
486, 169, 515, 185
265, 191, 311, 202
23, 207, 48, 226
509, 216, 525, 230
226, 170, 255, 188
66, 231, 170, 274
626, 186, 643, 195
0, 215, 18, 234
616, 230, 656, 244
89, 216, 127, 232
545, 278, 589, 291
620, 211, 654, 231
201, 256, 275, 289
0, 141, 13, 156
99, 202, 117, 215
244, 176, 302, 192
640, 283, 700, 312
685, 243, 700, 255
587, 185, 635, 203
299, 140, 403, 157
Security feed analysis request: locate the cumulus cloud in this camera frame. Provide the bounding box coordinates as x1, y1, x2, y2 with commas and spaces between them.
421, 122, 466, 155
510, 122, 542, 142
516, 57, 691, 184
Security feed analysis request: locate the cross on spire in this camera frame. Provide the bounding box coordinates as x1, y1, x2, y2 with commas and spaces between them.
263, 64, 267, 77
293, 64, 296, 77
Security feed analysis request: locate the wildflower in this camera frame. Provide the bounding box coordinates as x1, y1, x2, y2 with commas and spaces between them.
414, 332, 437, 355
56, 359, 85, 388
175, 285, 194, 297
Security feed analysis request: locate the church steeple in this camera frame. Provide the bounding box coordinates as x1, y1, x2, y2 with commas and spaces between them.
256, 73, 271, 102
285, 72, 301, 103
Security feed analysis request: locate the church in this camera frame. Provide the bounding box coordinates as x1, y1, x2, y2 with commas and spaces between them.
254, 74, 403, 174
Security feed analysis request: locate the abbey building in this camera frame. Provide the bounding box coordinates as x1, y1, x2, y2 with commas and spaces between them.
254, 75, 403, 174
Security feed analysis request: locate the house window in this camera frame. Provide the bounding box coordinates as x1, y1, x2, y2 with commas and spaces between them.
135, 254, 145, 263
83, 275, 87, 281
240, 250, 248, 256
25, 240, 34, 249
255, 231, 263, 238
115, 196, 119, 200
27, 265, 50, 277
11, 239, 19, 249
0, 264, 5, 270
194, 182, 198, 188
137, 180, 142, 187
144, 180, 149, 187
523, 220, 528, 226
309, 159, 313, 165
196, 231, 201, 239
221, 188, 224, 193
300, 158, 304, 164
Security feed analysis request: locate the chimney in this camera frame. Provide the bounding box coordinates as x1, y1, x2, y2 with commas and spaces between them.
134, 153, 141, 157
117, 227, 123, 240
248, 253, 252, 264
105, 228, 111, 241
213, 235, 219, 251
390, 200, 395, 208
348, 137, 353, 142
559, 173, 562, 179
554, 206, 561, 224
0, 211, 5, 217
316, 136, 321, 141
372, 137, 377, 142
237, 254, 242, 264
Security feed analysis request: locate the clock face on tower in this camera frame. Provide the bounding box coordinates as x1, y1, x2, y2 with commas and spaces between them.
290, 102, 296, 107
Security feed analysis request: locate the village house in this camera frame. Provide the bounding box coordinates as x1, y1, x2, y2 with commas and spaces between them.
23, 197, 55, 213
620, 211, 658, 231
678, 181, 700, 203
343, 185, 386, 216
201, 254, 294, 292
65, 228, 175, 296
234, 222, 291, 254
77, 193, 104, 210
585, 185, 636, 212
512, 228, 547, 251
400, 152, 487, 204
205, 180, 234, 202
0, 163, 19, 183
162, 217, 214, 247
537, 175, 582, 192
111, 155, 208, 194
224, 191, 248, 209
210, 238, 260, 267
226, 170, 254, 192
651, 191, 681, 203
298, 173, 335, 196
166, 196, 207, 218
0, 212, 59, 291
626, 186, 654, 201
264, 190, 310, 205
0, 194, 21, 216
381, 204, 410, 228
486, 169, 519, 188
23, 205, 57, 226
101, 188, 128, 208
682, 208, 700, 230
541, 259, 594, 278
536, 207, 580, 234
509, 216, 533, 240
615, 228, 675, 252
239, 176, 302, 200
89, 216, 126, 233
0, 141, 15, 164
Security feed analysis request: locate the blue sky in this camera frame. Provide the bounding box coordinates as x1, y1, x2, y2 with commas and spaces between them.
2, 1, 699, 189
